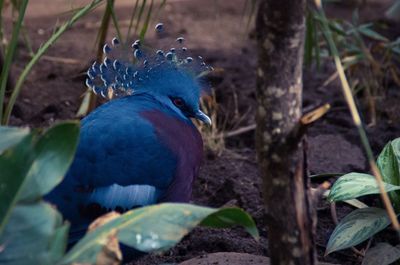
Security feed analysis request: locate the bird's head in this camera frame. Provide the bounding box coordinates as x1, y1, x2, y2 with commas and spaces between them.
85, 25, 212, 125
139, 64, 211, 125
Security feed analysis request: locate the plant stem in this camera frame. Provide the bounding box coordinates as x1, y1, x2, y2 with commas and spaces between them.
0, 0, 5, 50
0, 0, 28, 123
108, 0, 122, 41
126, 0, 140, 42
315, 0, 400, 233
86, 0, 113, 114
139, 0, 153, 42
2, 0, 103, 125
134, 0, 147, 35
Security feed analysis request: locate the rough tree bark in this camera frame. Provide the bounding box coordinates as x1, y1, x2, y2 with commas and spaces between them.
255, 0, 317, 265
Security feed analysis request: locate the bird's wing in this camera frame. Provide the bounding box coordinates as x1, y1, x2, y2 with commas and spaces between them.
70, 97, 177, 189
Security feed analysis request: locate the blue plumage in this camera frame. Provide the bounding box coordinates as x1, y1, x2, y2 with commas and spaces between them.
45, 31, 211, 247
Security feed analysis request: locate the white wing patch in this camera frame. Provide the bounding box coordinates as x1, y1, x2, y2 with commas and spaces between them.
88, 184, 160, 210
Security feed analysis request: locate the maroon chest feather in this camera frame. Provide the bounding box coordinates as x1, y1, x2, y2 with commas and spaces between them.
141, 110, 203, 202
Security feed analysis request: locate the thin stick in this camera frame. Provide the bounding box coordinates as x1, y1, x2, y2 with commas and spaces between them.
22, 54, 82, 65
87, 0, 113, 113
223, 124, 256, 138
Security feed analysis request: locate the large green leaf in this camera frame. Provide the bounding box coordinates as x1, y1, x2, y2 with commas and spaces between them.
61, 203, 259, 264
0, 126, 30, 154
0, 202, 67, 265
19, 121, 80, 202
326, 207, 391, 255
391, 138, 400, 163
0, 134, 34, 234
378, 139, 400, 186
362, 243, 400, 265
377, 140, 400, 211
328, 173, 400, 202
0, 122, 79, 233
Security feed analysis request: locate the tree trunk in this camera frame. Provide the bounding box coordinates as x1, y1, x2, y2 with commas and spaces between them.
255, 1, 316, 265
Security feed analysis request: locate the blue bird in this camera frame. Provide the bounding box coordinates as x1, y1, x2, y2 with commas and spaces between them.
45, 33, 212, 245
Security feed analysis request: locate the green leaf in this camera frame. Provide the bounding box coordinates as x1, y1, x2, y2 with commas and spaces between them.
61, 203, 259, 264
358, 26, 389, 42
328, 173, 400, 202
0, 126, 30, 154
0, 202, 66, 265
47, 223, 70, 262
377, 140, 400, 186
343, 199, 368, 209
391, 138, 400, 162
362, 243, 400, 265
0, 134, 34, 234
200, 207, 259, 237
326, 207, 391, 255
19, 121, 80, 202
386, 1, 400, 21
377, 140, 400, 211
329, 20, 346, 36
392, 46, 400, 55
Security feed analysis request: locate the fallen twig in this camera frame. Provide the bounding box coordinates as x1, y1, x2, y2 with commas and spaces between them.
211, 124, 256, 140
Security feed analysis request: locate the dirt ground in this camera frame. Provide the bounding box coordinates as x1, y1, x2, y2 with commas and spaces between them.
4, 0, 400, 264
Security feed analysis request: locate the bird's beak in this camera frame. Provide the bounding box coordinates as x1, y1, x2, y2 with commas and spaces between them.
194, 110, 212, 125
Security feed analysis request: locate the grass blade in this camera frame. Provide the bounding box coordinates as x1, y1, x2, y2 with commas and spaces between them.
0, 0, 5, 52
304, 11, 315, 66
0, 0, 28, 123
153, 0, 166, 21
139, 0, 153, 42
126, 0, 140, 42
108, 0, 122, 41
81, 0, 113, 117
2, 0, 104, 124
134, 0, 147, 35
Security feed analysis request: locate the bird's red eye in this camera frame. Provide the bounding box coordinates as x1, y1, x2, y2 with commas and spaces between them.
173, 98, 184, 107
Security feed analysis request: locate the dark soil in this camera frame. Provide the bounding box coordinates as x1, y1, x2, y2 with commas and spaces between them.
4, 0, 399, 264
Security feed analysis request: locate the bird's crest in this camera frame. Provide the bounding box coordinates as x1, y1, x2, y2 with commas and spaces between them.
85, 23, 212, 99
